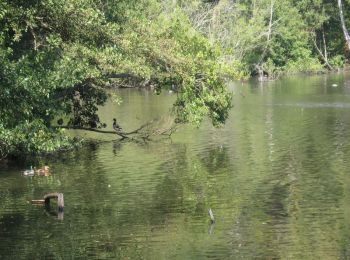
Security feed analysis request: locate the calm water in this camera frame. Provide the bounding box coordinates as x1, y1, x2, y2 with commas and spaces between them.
2, 73, 350, 259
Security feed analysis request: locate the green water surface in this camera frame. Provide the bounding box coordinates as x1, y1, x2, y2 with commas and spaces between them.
1, 73, 350, 259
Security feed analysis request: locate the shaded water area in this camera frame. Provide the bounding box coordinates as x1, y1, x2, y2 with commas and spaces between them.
2, 73, 350, 259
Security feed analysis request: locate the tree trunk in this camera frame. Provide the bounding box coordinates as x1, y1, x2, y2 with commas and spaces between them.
338, 0, 350, 50
312, 30, 333, 70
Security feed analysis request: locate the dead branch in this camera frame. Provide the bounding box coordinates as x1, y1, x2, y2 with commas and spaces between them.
56, 116, 176, 141
58, 126, 129, 138
312, 30, 333, 70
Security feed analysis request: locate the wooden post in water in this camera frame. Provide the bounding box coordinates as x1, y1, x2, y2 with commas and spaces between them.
44, 192, 64, 212
31, 192, 64, 220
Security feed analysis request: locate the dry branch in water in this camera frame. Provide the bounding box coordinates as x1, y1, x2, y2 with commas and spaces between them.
58, 115, 177, 141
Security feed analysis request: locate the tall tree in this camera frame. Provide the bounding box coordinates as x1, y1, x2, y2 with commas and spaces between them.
338, 0, 350, 50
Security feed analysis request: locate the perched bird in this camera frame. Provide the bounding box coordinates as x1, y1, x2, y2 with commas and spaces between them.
35, 166, 51, 176
113, 118, 122, 132
23, 166, 35, 176
57, 118, 64, 126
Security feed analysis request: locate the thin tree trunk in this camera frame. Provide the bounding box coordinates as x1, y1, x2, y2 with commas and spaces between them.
267, 0, 274, 42
260, 0, 274, 63
312, 30, 333, 70
257, 0, 274, 78
338, 0, 350, 50
322, 28, 329, 63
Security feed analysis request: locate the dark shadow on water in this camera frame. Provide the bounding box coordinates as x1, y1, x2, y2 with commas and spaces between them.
112, 141, 123, 156
44, 204, 64, 220
0, 213, 25, 258
0, 213, 25, 237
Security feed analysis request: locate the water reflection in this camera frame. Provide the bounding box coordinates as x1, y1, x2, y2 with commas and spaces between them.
1, 73, 350, 258
112, 141, 123, 156
44, 205, 64, 220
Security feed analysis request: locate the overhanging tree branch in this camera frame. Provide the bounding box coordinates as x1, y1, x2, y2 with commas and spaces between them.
56, 119, 174, 140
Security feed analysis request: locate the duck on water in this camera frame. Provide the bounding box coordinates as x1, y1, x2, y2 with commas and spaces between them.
23, 166, 35, 176
23, 166, 51, 176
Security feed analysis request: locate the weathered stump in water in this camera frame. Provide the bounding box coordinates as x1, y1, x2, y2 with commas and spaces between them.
31, 193, 64, 220
44, 192, 64, 212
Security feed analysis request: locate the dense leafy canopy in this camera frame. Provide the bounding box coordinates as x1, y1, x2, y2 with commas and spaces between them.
185, 0, 350, 76
0, 0, 350, 158
0, 0, 234, 157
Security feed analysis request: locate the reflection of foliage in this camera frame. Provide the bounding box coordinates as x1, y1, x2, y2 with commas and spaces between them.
200, 146, 231, 173
3, 91, 350, 259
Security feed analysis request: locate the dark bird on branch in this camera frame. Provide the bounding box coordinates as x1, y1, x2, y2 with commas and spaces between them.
57, 118, 64, 125
113, 118, 122, 132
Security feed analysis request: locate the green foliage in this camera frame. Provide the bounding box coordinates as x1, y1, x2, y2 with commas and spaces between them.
285, 57, 324, 73
0, 0, 233, 158
0, 120, 77, 158
284, 45, 324, 73
1, 0, 349, 158
185, 0, 349, 76
138, 10, 233, 125
329, 55, 346, 68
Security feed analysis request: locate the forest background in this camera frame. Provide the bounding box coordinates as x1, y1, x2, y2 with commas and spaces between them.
0, 0, 349, 158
